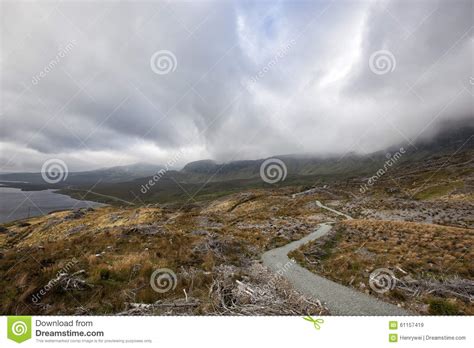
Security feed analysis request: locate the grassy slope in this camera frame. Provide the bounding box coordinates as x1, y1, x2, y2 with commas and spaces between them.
0, 188, 335, 315
290, 219, 473, 314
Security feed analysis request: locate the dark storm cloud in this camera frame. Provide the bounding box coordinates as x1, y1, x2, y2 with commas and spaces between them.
0, 0, 472, 172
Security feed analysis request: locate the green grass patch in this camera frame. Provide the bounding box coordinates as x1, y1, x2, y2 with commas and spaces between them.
428, 298, 461, 315
414, 181, 463, 200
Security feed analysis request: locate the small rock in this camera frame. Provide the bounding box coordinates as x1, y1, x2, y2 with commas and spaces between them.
65, 210, 86, 220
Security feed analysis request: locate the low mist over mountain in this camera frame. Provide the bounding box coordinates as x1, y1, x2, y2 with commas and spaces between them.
2, 118, 471, 205
0, 162, 165, 186
178, 118, 474, 183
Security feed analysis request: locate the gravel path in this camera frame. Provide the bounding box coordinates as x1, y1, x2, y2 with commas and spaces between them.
315, 200, 353, 220
262, 201, 410, 315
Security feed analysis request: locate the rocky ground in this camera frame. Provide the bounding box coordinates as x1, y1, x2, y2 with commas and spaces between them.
333, 197, 474, 228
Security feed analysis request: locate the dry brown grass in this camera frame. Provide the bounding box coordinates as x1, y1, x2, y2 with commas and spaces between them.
0, 189, 329, 315
290, 219, 474, 314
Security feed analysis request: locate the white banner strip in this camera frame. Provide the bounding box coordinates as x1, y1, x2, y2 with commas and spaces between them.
0, 316, 472, 347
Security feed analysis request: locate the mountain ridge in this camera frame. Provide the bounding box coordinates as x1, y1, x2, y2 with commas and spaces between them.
1, 118, 472, 189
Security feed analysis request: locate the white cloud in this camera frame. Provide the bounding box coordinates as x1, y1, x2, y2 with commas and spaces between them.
0, 0, 471, 172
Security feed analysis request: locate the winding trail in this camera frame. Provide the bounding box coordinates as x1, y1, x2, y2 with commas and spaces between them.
262, 201, 409, 315
315, 200, 353, 220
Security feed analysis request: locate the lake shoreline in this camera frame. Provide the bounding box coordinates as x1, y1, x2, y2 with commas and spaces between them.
0, 186, 106, 224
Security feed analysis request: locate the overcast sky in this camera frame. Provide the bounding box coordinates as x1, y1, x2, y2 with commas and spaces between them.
0, 0, 472, 172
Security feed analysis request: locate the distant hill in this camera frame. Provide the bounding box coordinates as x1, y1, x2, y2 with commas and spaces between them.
0, 162, 165, 187
179, 117, 474, 183
2, 118, 472, 201
86, 162, 166, 182
179, 155, 376, 183
414, 117, 474, 153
